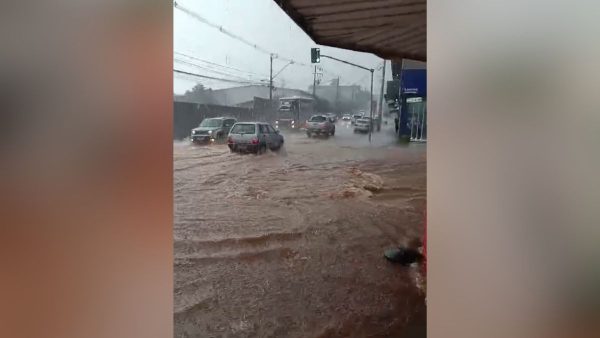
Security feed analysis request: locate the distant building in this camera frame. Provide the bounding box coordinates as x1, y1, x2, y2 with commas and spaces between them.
308, 81, 362, 104
174, 85, 313, 107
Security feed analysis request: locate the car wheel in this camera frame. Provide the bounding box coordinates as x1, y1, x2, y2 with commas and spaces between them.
306, 132, 312, 138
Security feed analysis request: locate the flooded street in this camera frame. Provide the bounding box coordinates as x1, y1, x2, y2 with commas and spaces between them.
174, 121, 426, 337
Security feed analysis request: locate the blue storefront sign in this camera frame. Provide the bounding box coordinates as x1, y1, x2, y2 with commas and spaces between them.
401, 69, 427, 97
398, 68, 426, 139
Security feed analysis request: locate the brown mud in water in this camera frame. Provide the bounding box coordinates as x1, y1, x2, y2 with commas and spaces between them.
174, 123, 426, 337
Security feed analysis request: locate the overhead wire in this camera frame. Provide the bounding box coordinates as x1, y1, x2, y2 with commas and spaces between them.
174, 69, 268, 86
174, 70, 284, 90
174, 51, 270, 79
174, 1, 316, 69
174, 58, 264, 82
174, 1, 360, 89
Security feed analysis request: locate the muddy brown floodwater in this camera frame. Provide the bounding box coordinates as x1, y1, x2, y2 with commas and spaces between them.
174, 122, 426, 338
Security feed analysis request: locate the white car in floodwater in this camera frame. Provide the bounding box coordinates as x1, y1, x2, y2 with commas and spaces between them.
353, 118, 372, 133
227, 122, 284, 154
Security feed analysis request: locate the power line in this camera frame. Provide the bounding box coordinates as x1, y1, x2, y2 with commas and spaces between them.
174, 1, 350, 87
174, 69, 268, 86
174, 1, 312, 68
175, 59, 247, 80
175, 52, 285, 88
174, 58, 260, 82
174, 68, 284, 90
174, 51, 270, 79
175, 2, 272, 53
174, 1, 348, 89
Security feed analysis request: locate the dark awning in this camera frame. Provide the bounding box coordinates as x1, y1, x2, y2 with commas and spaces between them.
274, 0, 426, 61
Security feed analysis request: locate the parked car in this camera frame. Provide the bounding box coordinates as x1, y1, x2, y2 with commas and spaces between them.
353, 118, 372, 133
191, 117, 237, 144
306, 115, 335, 137
227, 122, 284, 154
341, 114, 352, 121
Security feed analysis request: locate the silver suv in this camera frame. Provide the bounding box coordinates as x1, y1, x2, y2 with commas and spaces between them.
191, 117, 237, 144
306, 115, 335, 137
227, 122, 284, 154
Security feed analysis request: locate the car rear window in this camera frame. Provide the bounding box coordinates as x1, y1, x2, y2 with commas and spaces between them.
309, 116, 327, 122
230, 124, 256, 134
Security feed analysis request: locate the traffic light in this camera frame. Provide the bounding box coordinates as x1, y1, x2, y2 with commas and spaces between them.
311, 48, 320, 63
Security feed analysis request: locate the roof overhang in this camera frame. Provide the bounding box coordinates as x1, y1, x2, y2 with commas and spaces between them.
274, 0, 426, 61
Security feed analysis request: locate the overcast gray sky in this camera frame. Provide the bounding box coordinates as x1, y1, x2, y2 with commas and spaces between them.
174, 0, 393, 94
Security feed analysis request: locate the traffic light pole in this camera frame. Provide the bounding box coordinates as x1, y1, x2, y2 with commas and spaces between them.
320, 55, 372, 72
318, 54, 375, 142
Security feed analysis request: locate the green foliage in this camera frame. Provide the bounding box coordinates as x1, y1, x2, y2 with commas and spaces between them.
181, 84, 216, 104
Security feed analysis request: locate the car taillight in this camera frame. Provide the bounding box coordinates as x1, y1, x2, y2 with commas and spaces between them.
227, 136, 234, 144
251, 137, 259, 145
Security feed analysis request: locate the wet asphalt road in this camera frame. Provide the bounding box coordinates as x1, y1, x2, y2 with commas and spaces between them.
174, 119, 426, 337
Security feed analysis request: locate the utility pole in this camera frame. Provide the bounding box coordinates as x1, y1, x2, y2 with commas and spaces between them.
377, 60, 386, 131
269, 53, 274, 106
312, 65, 317, 98
369, 69, 374, 142
335, 76, 340, 116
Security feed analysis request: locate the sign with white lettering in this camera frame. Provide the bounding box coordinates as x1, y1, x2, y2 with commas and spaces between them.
401, 69, 426, 97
